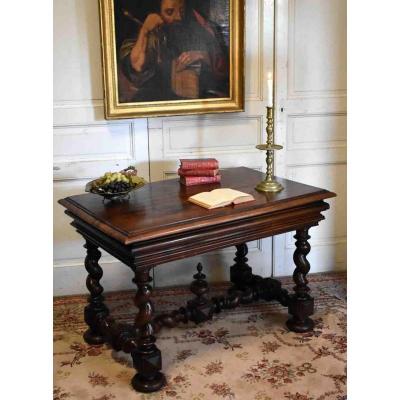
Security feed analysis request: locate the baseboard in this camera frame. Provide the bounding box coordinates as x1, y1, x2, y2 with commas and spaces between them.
54, 259, 346, 297
53, 256, 233, 296
54, 260, 135, 296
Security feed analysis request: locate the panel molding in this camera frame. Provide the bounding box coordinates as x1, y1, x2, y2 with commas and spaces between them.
53, 122, 137, 181
287, 112, 347, 151
53, 99, 103, 108
286, 162, 347, 187
285, 234, 347, 250
53, 100, 107, 126
285, 162, 347, 252
161, 116, 263, 158
54, 255, 116, 269
53, 123, 135, 162
245, 0, 264, 101
54, 259, 136, 296
287, 0, 347, 99
286, 159, 347, 168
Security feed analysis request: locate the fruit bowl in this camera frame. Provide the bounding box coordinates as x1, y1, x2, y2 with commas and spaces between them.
85, 167, 146, 201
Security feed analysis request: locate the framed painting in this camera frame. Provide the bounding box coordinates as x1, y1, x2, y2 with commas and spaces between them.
99, 0, 244, 119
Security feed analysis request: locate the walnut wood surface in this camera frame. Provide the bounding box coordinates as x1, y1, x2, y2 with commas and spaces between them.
59, 167, 335, 245
287, 227, 315, 333
82, 240, 109, 345
131, 269, 165, 392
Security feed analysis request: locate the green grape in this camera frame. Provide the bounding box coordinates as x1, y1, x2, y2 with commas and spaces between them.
94, 169, 145, 192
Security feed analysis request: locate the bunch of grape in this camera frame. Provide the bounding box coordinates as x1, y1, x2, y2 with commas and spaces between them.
93, 171, 145, 194
101, 181, 131, 193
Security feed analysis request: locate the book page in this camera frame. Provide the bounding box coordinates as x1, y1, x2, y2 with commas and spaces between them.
189, 188, 254, 209
189, 191, 231, 208
210, 188, 251, 199
189, 197, 232, 209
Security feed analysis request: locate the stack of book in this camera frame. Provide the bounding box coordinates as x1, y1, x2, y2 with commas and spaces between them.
179, 158, 221, 186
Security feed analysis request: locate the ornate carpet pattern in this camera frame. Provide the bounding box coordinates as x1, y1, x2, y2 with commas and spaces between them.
54, 273, 346, 400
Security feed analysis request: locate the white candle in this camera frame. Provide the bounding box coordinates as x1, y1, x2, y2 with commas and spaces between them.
267, 72, 273, 107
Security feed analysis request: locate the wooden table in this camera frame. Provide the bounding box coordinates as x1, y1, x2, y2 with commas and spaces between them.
59, 167, 336, 393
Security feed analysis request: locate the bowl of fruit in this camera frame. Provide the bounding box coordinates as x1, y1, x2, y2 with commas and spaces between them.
85, 166, 146, 201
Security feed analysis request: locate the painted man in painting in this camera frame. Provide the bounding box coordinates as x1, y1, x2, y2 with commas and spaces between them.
119, 0, 229, 102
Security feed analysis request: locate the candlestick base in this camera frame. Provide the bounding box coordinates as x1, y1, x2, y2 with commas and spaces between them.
255, 179, 284, 193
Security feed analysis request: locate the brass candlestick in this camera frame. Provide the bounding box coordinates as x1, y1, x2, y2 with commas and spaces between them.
255, 107, 284, 193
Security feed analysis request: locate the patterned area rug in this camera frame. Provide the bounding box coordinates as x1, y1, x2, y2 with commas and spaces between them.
54, 273, 346, 400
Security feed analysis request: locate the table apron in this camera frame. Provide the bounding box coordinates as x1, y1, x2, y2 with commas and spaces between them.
70, 217, 135, 267
69, 200, 329, 270
131, 201, 328, 268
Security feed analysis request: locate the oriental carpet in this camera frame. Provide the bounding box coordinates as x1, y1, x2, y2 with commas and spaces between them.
54, 272, 346, 400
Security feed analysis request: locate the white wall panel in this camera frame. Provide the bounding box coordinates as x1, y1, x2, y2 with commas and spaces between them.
284, 112, 347, 166
288, 0, 347, 97
53, 120, 150, 180
53, 0, 103, 101
54, 179, 90, 262
54, 124, 133, 162
274, 0, 347, 277
53, 101, 105, 126
287, 113, 347, 150
54, 179, 137, 295
162, 116, 262, 157
273, 163, 347, 276
245, 0, 264, 100
53, 123, 134, 180
286, 163, 347, 244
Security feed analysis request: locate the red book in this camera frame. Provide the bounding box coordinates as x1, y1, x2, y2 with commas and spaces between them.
180, 158, 219, 170
180, 175, 221, 186
178, 168, 219, 177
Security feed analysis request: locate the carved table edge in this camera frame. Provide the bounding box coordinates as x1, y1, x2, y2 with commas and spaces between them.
58, 191, 335, 246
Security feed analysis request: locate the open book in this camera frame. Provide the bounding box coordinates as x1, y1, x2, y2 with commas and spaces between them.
188, 188, 255, 210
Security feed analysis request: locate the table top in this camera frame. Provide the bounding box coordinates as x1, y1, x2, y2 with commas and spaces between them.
59, 167, 336, 245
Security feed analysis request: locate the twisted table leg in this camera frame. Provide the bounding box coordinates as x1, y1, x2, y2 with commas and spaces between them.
83, 240, 109, 345
286, 227, 315, 333
131, 268, 165, 393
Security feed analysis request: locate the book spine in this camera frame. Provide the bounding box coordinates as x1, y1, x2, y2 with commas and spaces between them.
180, 159, 219, 170
180, 175, 221, 186
178, 168, 219, 177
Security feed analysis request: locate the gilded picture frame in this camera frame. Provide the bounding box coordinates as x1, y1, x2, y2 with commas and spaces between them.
99, 0, 244, 119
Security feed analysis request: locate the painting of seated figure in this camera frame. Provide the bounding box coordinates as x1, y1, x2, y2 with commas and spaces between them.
99, 0, 244, 119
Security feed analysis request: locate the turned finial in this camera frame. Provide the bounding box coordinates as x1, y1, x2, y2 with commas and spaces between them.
190, 263, 209, 304
194, 262, 205, 280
